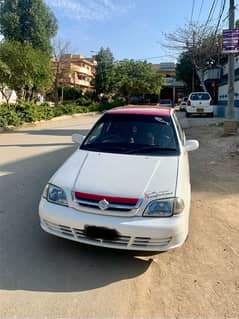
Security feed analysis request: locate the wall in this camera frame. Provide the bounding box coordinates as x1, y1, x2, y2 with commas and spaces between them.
217, 81, 239, 120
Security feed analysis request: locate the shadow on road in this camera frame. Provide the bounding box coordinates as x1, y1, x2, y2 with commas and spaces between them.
16, 129, 90, 137
0, 145, 152, 293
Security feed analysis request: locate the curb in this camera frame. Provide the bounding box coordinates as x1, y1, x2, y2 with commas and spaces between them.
0, 112, 100, 133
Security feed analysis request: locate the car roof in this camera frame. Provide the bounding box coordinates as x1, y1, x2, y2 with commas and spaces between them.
189, 92, 210, 95
106, 105, 171, 116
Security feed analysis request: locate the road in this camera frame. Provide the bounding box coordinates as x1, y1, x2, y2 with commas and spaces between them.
0, 113, 238, 318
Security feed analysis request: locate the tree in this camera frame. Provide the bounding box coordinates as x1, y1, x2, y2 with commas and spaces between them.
0, 0, 57, 54
51, 39, 70, 106
93, 47, 115, 97
0, 59, 12, 104
163, 22, 227, 68
176, 52, 198, 93
113, 60, 164, 103
0, 40, 51, 100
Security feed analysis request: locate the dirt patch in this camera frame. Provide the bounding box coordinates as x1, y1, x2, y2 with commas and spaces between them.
132, 125, 239, 318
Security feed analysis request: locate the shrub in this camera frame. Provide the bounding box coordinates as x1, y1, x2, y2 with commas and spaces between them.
0, 96, 124, 128
95, 99, 125, 112
16, 102, 41, 122
88, 103, 99, 112
0, 104, 23, 127
38, 103, 54, 120
76, 96, 92, 106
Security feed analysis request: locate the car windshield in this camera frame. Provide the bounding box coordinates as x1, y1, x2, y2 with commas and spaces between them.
81, 113, 179, 156
190, 93, 210, 100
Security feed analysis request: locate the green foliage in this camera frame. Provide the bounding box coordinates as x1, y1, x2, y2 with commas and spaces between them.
16, 102, 40, 122
0, 104, 23, 126
0, 40, 51, 99
15, 102, 54, 122
76, 95, 93, 106
96, 100, 125, 112
59, 86, 82, 101
113, 60, 163, 100
0, 0, 57, 54
53, 104, 89, 116
93, 47, 115, 96
39, 103, 54, 120
0, 98, 125, 128
176, 52, 201, 93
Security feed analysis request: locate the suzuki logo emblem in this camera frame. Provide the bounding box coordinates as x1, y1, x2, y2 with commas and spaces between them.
98, 199, 109, 210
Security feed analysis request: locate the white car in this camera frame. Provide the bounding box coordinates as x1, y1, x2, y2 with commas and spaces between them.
186, 92, 214, 117
39, 105, 199, 251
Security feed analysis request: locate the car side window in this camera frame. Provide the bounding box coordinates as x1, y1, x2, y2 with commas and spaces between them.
172, 113, 185, 144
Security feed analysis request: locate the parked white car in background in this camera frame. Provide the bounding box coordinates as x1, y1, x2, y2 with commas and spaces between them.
186, 92, 214, 117
39, 105, 199, 251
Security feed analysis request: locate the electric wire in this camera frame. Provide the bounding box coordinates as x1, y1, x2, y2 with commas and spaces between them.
190, 0, 196, 25
200, 0, 218, 39
197, 0, 205, 23
214, 0, 226, 36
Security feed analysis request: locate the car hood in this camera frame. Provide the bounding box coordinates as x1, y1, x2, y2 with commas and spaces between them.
51, 150, 178, 199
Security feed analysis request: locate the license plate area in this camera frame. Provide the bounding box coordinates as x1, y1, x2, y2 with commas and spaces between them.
197, 108, 204, 113
84, 225, 119, 241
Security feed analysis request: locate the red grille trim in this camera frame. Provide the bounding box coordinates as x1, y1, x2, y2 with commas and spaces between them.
75, 192, 139, 205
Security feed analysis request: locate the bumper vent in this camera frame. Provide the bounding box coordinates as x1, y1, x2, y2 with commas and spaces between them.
42, 219, 172, 250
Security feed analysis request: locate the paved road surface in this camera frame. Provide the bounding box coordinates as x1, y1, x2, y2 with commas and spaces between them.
0, 113, 238, 318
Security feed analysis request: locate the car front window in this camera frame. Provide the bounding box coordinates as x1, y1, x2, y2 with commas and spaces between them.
81, 114, 179, 156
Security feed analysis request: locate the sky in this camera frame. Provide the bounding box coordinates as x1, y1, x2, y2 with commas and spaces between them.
45, 0, 238, 63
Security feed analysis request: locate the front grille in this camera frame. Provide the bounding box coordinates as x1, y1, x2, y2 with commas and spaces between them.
73, 191, 141, 213
42, 219, 172, 250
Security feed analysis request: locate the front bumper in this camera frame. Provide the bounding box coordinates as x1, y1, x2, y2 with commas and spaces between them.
39, 199, 189, 251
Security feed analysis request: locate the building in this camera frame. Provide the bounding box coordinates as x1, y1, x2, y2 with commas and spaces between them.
203, 55, 239, 120
216, 55, 239, 119
52, 54, 96, 94
152, 63, 186, 103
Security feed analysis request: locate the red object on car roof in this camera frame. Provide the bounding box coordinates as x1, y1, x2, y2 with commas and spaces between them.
106, 105, 171, 116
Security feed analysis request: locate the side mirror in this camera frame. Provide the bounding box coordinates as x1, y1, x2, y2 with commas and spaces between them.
184, 139, 199, 152
72, 134, 85, 145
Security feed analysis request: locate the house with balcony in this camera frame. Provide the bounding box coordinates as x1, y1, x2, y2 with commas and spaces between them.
52, 54, 96, 94
152, 63, 186, 103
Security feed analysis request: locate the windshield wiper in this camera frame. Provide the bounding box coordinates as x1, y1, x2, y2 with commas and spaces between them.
82, 144, 128, 152
125, 146, 177, 154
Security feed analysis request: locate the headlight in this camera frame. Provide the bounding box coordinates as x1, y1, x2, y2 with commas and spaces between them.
143, 198, 184, 217
42, 184, 68, 206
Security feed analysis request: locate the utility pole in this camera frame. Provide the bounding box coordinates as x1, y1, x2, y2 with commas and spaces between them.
192, 31, 196, 91
227, 0, 235, 119
224, 0, 238, 134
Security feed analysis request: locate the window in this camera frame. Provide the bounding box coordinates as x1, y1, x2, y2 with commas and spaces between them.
81, 114, 180, 156
190, 93, 210, 100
